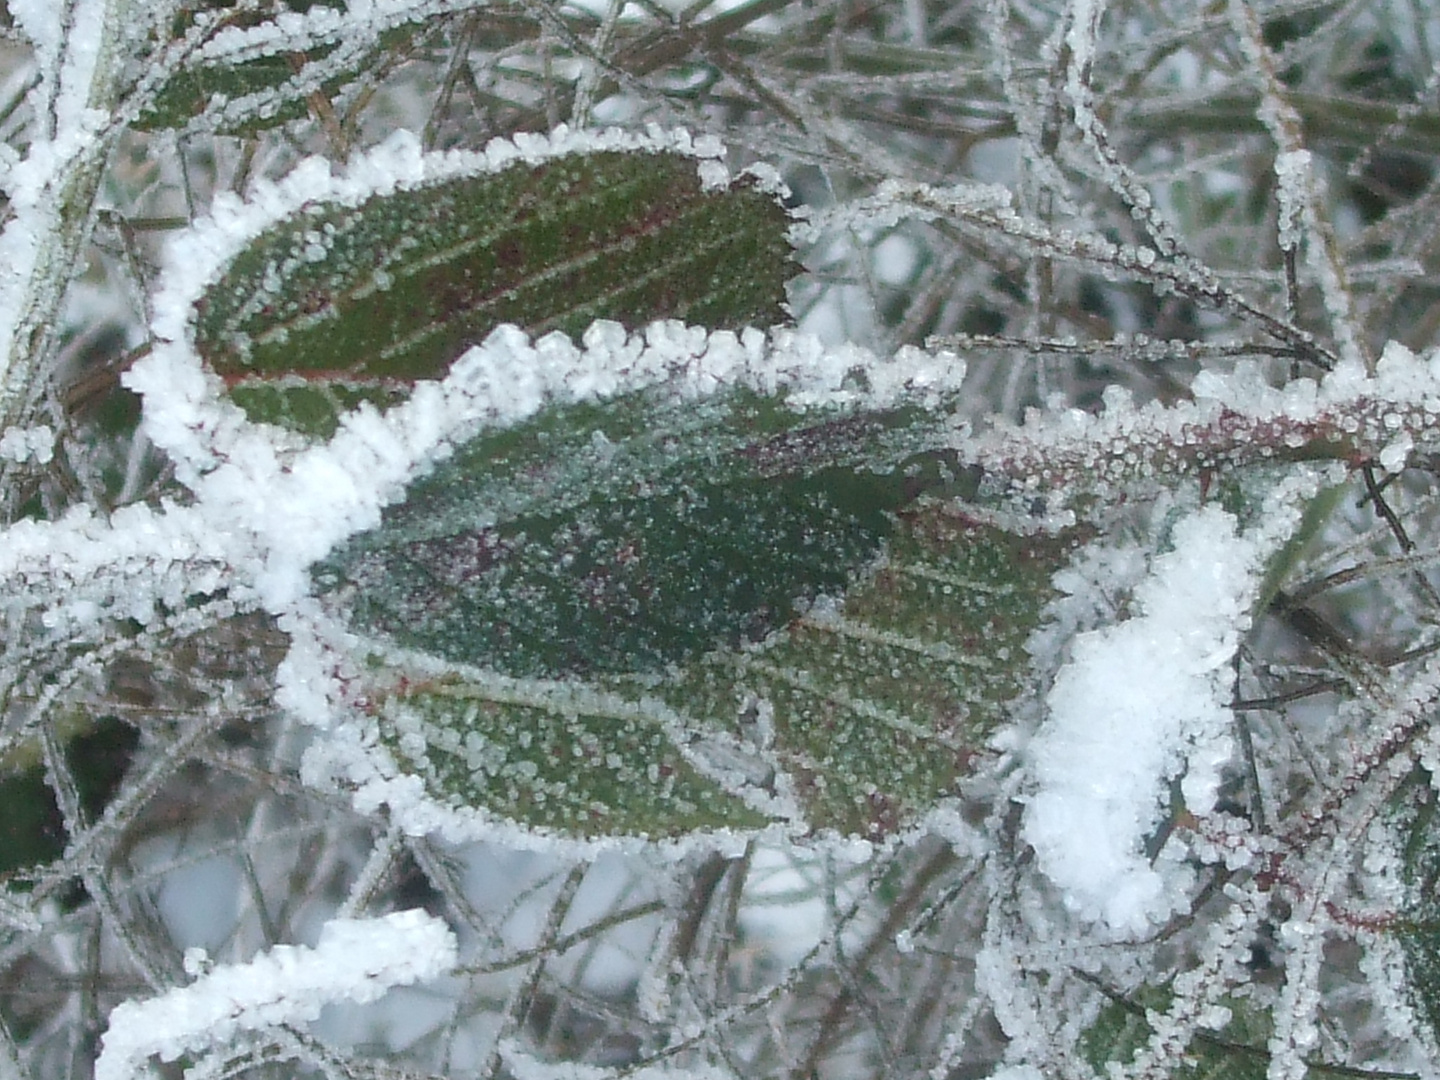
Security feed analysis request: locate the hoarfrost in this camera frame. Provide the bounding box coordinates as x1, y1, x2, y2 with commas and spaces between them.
7, 0, 1440, 1074
986, 1067, 1044, 1080
95, 910, 457, 1080
0, 423, 53, 463
1379, 431, 1413, 472
1268, 919, 1324, 1080
1274, 149, 1312, 253
1062, 0, 1106, 131
1023, 502, 1300, 935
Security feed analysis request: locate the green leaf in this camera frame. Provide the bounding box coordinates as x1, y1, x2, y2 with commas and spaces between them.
323, 384, 1074, 840
1078, 982, 1363, 1080
194, 148, 793, 433
321, 385, 955, 678
626, 506, 1074, 837
1390, 768, 1440, 1042
137, 50, 323, 134
376, 678, 775, 838
1080, 989, 1270, 1080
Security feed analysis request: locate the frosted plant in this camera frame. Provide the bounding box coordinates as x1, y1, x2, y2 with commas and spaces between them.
0, 1, 1439, 1079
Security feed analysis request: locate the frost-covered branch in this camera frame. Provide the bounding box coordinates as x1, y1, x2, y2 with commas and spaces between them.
0, 0, 136, 476
95, 910, 457, 1080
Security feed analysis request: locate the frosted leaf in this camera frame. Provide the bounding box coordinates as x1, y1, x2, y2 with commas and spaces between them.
320, 381, 954, 676
1078, 975, 1319, 1080
197, 152, 791, 381
146, 127, 736, 367
137, 1, 446, 134
154, 127, 791, 436
308, 504, 1075, 845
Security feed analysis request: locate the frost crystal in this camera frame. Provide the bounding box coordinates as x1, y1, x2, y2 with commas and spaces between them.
0, 423, 53, 463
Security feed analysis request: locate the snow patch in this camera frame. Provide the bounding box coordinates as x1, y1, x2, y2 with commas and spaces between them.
1023, 506, 1270, 934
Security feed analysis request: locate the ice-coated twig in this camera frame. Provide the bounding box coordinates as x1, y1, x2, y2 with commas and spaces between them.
1228, 0, 1368, 373
962, 342, 1440, 506
94, 910, 458, 1080
0, 0, 135, 473
802, 180, 1337, 369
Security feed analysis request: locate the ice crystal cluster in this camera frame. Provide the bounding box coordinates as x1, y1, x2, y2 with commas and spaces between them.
0, 2, 1439, 1079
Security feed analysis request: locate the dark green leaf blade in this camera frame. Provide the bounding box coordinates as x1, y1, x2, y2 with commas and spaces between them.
339, 468, 907, 678
195, 150, 793, 384
320, 377, 1079, 840
320, 385, 958, 678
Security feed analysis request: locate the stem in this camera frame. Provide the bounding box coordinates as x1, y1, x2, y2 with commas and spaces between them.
0, 0, 134, 518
